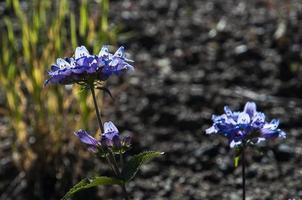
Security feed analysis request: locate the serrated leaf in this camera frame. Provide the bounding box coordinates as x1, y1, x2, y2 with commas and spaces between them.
120, 151, 164, 182
61, 176, 123, 200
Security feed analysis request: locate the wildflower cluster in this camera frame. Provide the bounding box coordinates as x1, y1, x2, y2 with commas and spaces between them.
45, 46, 133, 86
45, 45, 162, 200
206, 102, 286, 148
206, 101, 286, 200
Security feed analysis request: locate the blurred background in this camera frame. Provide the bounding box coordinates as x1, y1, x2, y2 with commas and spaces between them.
0, 0, 302, 199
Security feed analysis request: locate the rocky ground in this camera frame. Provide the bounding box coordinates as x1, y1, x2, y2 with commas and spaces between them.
1, 0, 302, 199
106, 0, 302, 199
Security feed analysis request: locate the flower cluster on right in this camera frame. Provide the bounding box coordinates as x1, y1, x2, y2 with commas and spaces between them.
206, 102, 286, 148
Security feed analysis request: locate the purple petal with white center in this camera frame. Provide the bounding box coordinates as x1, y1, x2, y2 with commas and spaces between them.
224, 106, 233, 116
263, 119, 279, 130
237, 112, 250, 124
75, 46, 90, 59
243, 101, 257, 117
113, 46, 125, 58
251, 112, 265, 128
103, 121, 120, 142
104, 121, 119, 134
205, 126, 217, 134
56, 58, 71, 69
98, 46, 112, 60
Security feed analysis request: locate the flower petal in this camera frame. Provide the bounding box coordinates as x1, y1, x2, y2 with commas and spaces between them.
205, 126, 217, 134
98, 46, 111, 59
75, 46, 90, 59
251, 112, 265, 128
74, 129, 99, 146
243, 101, 257, 117
224, 106, 233, 116
237, 112, 251, 124
104, 121, 119, 134
56, 58, 71, 69
263, 119, 279, 130
113, 46, 125, 58
260, 127, 283, 139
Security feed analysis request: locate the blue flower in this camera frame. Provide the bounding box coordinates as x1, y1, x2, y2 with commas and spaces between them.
206, 102, 286, 148
45, 46, 134, 86
74, 121, 131, 152
101, 121, 131, 150
74, 129, 100, 152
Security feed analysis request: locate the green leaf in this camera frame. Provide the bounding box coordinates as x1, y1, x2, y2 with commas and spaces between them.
234, 147, 242, 168
61, 176, 123, 200
234, 155, 240, 168
120, 151, 164, 182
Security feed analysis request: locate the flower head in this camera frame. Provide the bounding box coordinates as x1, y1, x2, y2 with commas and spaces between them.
45, 46, 134, 86
206, 102, 286, 148
74, 121, 131, 153
101, 121, 131, 151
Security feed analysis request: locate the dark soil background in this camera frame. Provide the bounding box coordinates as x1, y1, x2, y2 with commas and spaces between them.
1, 0, 302, 199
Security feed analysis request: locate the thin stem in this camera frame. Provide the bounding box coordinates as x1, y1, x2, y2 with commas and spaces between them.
106, 156, 118, 175
90, 85, 129, 200
119, 151, 124, 169
108, 151, 129, 200
90, 85, 104, 133
242, 144, 246, 200
121, 185, 129, 200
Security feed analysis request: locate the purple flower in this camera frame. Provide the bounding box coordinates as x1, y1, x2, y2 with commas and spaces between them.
45, 46, 134, 86
74, 121, 131, 153
101, 121, 131, 150
206, 102, 286, 148
74, 129, 100, 152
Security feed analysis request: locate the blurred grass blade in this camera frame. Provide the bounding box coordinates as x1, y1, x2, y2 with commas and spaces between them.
70, 13, 78, 48
79, 0, 88, 37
